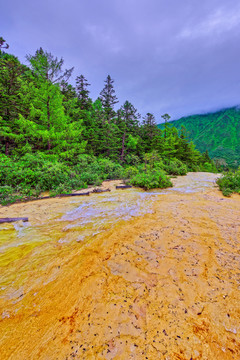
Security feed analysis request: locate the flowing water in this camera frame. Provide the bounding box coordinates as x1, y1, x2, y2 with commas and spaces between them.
0, 173, 218, 290
0, 172, 239, 360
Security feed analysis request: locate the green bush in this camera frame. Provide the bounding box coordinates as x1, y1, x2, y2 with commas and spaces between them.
199, 161, 218, 173
80, 171, 100, 185
125, 154, 141, 165
221, 188, 233, 197
90, 159, 124, 179
217, 169, 240, 196
49, 183, 72, 196
0, 154, 87, 204
122, 166, 139, 179
130, 170, 172, 190
187, 163, 200, 172
0, 185, 20, 205
163, 159, 187, 176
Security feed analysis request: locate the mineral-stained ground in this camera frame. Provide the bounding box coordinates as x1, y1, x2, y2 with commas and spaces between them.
0, 173, 239, 359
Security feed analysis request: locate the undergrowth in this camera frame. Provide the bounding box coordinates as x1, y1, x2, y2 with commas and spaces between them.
217, 169, 240, 196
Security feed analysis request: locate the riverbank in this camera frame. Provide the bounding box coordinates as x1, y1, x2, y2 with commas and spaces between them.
0, 173, 239, 359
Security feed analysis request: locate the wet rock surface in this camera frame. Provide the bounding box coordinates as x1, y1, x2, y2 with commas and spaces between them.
0, 173, 239, 359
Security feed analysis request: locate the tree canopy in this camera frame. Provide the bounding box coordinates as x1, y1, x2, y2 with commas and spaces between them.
0, 40, 217, 204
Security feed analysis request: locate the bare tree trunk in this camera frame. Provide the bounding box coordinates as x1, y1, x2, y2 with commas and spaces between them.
5, 141, 9, 156
47, 96, 51, 150
120, 132, 126, 162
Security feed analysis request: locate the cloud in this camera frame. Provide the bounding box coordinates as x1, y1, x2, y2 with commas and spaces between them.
84, 24, 123, 54
179, 6, 240, 39
2, 0, 240, 120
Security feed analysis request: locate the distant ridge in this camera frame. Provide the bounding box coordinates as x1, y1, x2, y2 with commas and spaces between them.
158, 106, 240, 168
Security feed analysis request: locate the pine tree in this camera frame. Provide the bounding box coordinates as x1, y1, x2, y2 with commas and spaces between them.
202, 149, 211, 163
60, 80, 77, 102
26, 49, 73, 151
86, 99, 105, 155
117, 101, 140, 162
175, 125, 190, 161
76, 75, 91, 110
141, 113, 160, 152
161, 126, 178, 160
26, 48, 73, 84
99, 75, 118, 122
0, 54, 27, 154
161, 113, 171, 139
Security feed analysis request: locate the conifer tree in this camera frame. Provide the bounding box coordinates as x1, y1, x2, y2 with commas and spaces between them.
117, 101, 140, 162
141, 113, 160, 152
162, 128, 178, 160
76, 75, 91, 110
60, 80, 77, 102
161, 113, 171, 138
26, 49, 73, 151
26, 48, 73, 84
86, 99, 105, 155
175, 125, 190, 160
202, 149, 211, 163
0, 54, 27, 154
99, 75, 118, 122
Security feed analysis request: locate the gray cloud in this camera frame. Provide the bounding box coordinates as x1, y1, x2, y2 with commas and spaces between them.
2, 0, 240, 121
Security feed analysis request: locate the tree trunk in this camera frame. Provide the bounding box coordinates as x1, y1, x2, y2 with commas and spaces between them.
120, 132, 126, 162
116, 185, 132, 189
47, 96, 51, 150
0, 217, 28, 223
5, 141, 9, 156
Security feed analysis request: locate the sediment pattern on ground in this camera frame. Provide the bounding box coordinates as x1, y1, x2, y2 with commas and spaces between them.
0, 173, 239, 359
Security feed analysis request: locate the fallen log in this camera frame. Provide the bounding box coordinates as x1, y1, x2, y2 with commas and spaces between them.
0, 217, 29, 223
58, 192, 90, 197
2, 191, 91, 206
116, 185, 132, 189
92, 188, 111, 193
32, 192, 90, 201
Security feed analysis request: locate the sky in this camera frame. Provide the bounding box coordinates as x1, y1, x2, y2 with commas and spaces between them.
2, 0, 240, 121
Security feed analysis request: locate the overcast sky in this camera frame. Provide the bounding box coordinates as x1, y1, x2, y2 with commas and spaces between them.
2, 0, 240, 121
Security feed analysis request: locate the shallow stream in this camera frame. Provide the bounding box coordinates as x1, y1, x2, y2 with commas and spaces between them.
3, 172, 238, 360
0, 173, 219, 292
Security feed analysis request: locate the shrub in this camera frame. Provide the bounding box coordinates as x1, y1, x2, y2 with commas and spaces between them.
122, 166, 139, 179
130, 170, 172, 190
217, 168, 240, 196
49, 183, 72, 196
222, 188, 232, 197
80, 171, 100, 185
95, 159, 124, 179
0, 186, 20, 205
199, 162, 218, 173
125, 154, 141, 166
187, 163, 200, 172
163, 159, 187, 176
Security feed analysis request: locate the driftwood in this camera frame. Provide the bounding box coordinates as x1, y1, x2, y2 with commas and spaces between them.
116, 185, 132, 189
92, 188, 111, 193
32, 192, 90, 201
0, 217, 29, 223
58, 192, 90, 197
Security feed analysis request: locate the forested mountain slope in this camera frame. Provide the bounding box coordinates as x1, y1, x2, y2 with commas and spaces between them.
160, 107, 240, 168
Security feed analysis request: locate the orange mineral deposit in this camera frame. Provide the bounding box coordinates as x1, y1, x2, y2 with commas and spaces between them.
0, 173, 239, 359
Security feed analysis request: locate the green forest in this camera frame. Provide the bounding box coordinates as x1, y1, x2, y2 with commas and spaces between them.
163, 107, 240, 168
0, 38, 216, 205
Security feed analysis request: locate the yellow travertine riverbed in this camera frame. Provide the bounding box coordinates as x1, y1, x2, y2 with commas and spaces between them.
0, 173, 239, 359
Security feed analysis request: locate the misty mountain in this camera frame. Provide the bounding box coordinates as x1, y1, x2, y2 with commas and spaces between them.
159, 107, 240, 168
